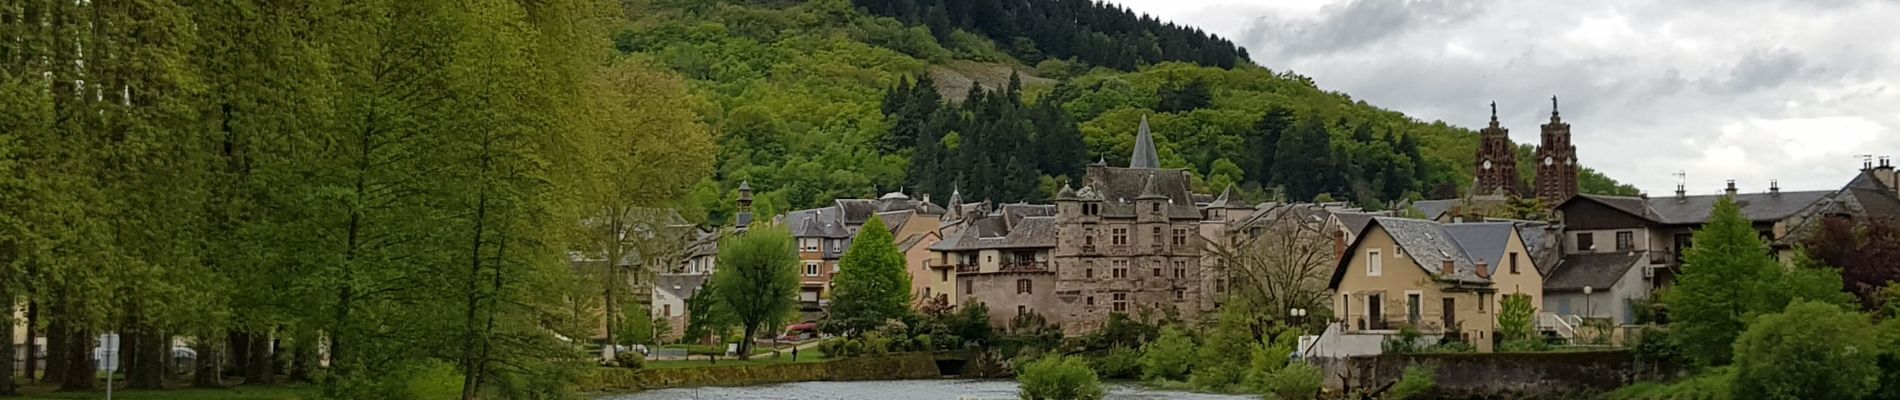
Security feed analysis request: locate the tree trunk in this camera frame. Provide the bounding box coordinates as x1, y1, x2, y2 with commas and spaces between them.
118, 318, 139, 388
59, 326, 94, 390
0, 274, 15, 396
193, 333, 221, 388
23, 301, 37, 382
225, 331, 247, 379
737, 325, 755, 360
42, 318, 66, 384
288, 338, 313, 383
127, 324, 165, 389
243, 330, 273, 385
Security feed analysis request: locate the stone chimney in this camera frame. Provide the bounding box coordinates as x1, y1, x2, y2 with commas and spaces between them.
1724, 180, 1738, 197
1876, 156, 1898, 193
1769, 180, 1780, 195
1441, 259, 1455, 276
1334, 230, 1347, 261
1476, 261, 1490, 279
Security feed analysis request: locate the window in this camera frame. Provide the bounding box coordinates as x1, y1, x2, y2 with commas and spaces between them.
1478, 293, 1487, 312
1578, 233, 1596, 251
1112, 293, 1128, 312
1017, 279, 1033, 294
1368, 249, 1383, 276
1018, 305, 1028, 316
1085, 228, 1096, 246
800, 238, 820, 252
1112, 260, 1129, 278
1509, 252, 1520, 274
1616, 231, 1634, 251
1152, 227, 1163, 244
1112, 228, 1128, 245
1172, 229, 1188, 246
1406, 292, 1423, 324
829, 239, 842, 249
1172, 260, 1187, 279
1086, 296, 1095, 306
924, 287, 932, 298
832, 263, 840, 273
1151, 203, 1161, 213
1085, 268, 1094, 278
964, 280, 973, 295
1152, 265, 1162, 277
1215, 278, 1226, 293
805, 262, 820, 277
663, 304, 672, 317
1173, 289, 1184, 300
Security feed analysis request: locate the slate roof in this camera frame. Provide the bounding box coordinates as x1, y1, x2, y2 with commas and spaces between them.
655, 273, 711, 300
1412, 200, 1458, 221
1130, 115, 1160, 169
1441, 223, 1515, 271
1080, 167, 1204, 220
1545, 252, 1645, 292
785, 196, 947, 238
931, 215, 1057, 251
1571, 191, 1835, 225
1515, 222, 1562, 276
1333, 213, 1378, 237
1203, 186, 1252, 210
896, 232, 938, 252
683, 230, 720, 258
1371, 217, 1491, 284
785, 207, 851, 238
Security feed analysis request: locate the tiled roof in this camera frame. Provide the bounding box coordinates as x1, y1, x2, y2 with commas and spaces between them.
1374, 217, 1491, 284
1545, 252, 1644, 292
1333, 212, 1378, 237
1572, 191, 1835, 225
930, 215, 1057, 251
655, 273, 711, 300
1442, 223, 1515, 272
1412, 200, 1458, 221
1515, 222, 1562, 276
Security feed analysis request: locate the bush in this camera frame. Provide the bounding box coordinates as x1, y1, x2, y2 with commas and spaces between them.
1602, 367, 1734, 400
1139, 326, 1195, 382
614, 351, 646, 370
1875, 319, 1900, 399
1388, 365, 1436, 400
1243, 340, 1295, 393
1498, 338, 1551, 353
1019, 356, 1106, 400
1259, 361, 1321, 400
1089, 347, 1141, 380
1630, 327, 1688, 378
1381, 326, 1425, 354
1732, 301, 1881, 400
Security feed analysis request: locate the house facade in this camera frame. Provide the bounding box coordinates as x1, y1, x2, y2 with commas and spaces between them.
1330, 217, 1543, 352
929, 202, 1058, 327
781, 192, 945, 308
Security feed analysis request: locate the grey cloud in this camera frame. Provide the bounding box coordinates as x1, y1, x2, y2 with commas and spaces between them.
1261, 0, 1484, 58
1722, 49, 1806, 93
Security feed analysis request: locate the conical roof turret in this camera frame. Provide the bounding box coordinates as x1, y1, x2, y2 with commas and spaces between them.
1130, 115, 1160, 169
1136, 173, 1167, 200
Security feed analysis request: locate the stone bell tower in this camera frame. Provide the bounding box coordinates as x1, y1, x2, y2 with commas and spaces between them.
1535, 96, 1580, 205
1475, 102, 1519, 197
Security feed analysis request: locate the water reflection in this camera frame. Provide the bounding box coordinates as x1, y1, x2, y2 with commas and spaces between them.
601, 379, 1255, 400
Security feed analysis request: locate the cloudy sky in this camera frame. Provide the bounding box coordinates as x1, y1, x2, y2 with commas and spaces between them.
1104, 0, 1900, 195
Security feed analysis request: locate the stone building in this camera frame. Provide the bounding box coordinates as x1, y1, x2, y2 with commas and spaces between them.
1475, 102, 1519, 196
1467, 98, 1582, 207
1049, 117, 1207, 334
929, 202, 1058, 327
780, 191, 945, 309
1534, 97, 1580, 205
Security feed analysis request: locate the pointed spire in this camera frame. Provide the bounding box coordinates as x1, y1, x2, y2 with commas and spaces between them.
1055, 184, 1078, 201
1136, 173, 1166, 200
1130, 115, 1160, 169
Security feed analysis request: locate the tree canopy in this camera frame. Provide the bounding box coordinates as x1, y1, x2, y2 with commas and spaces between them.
712, 224, 804, 359
827, 217, 915, 335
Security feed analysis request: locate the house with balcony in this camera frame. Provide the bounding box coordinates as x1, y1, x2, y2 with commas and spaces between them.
1329, 217, 1544, 352
929, 202, 1057, 327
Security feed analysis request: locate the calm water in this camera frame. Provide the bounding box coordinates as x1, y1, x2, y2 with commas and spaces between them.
599, 379, 1254, 400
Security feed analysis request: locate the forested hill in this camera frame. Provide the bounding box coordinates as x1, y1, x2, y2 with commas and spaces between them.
617, 0, 1637, 226
848, 0, 1248, 69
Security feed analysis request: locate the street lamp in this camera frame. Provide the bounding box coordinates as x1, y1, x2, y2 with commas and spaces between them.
1289, 308, 1308, 328
1583, 286, 1594, 319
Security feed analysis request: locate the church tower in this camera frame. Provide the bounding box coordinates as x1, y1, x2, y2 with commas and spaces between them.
1474, 102, 1518, 196
1535, 96, 1580, 204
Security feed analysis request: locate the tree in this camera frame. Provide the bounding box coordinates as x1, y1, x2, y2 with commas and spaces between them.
1496, 293, 1537, 342
828, 217, 914, 335
1206, 206, 1335, 328
1139, 325, 1195, 382
1019, 355, 1107, 400
712, 225, 803, 360
1803, 217, 1900, 310
1189, 305, 1256, 391
1273, 113, 1335, 202
684, 280, 731, 344
1663, 197, 1785, 366
1732, 301, 1882, 400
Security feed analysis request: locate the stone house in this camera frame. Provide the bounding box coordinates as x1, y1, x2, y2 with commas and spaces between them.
929, 202, 1058, 327
1048, 117, 1207, 335
1330, 217, 1544, 352
651, 273, 709, 342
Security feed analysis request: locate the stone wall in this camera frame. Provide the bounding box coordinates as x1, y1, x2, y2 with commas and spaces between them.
1315, 351, 1635, 398
580, 353, 942, 393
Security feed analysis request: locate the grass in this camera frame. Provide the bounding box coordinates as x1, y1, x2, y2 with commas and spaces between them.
10, 383, 317, 400
1601, 367, 1734, 400
643, 348, 830, 370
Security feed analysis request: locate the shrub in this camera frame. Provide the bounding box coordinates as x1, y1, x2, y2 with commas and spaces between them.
1602, 367, 1734, 400
614, 351, 646, 370
1732, 301, 1881, 400
1259, 361, 1321, 400
1630, 327, 1688, 378
1388, 365, 1436, 400
1243, 340, 1295, 393
1090, 347, 1141, 380
1381, 325, 1424, 354
1019, 356, 1106, 400
1875, 319, 1900, 399
1498, 338, 1551, 353
1139, 326, 1195, 382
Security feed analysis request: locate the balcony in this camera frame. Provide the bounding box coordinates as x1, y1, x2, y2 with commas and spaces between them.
999, 261, 1049, 273
955, 263, 980, 273
1648, 250, 1677, 265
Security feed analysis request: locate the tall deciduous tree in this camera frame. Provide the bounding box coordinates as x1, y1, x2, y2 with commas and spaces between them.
712, 225, 802, 360
1206, 206, 1335, 328
827, 217, 913, 335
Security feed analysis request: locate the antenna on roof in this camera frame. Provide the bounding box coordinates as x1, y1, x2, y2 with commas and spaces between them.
1672, 170, 1687, 199
1858, 154, 1875, 170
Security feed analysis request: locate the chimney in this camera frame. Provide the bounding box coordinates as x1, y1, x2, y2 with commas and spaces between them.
1441, 259, 1455, 276
1877, 156, 1899, 194
1769, 180, 1780, 195
1724, 180, 1738, 197
1334, 230, 1347, 260
1476, 261, 1490, 279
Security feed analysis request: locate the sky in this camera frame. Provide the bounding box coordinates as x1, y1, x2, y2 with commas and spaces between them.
1102, 0, 1900, 195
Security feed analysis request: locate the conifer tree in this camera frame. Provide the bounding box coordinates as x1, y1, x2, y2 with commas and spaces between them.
1663, 197, 1783, 366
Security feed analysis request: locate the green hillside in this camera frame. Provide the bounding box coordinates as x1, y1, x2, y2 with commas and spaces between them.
616, 0, 1636, 225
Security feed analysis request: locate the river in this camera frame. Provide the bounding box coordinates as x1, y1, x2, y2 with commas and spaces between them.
598, 379, 1255, 400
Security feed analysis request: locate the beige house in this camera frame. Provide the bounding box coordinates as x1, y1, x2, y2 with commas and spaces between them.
900, 231, 947, 307
1330, 217, 1543, 352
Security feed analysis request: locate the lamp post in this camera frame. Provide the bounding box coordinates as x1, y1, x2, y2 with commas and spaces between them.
1583, 286, 1594, 319
1289, 308, 1308, 329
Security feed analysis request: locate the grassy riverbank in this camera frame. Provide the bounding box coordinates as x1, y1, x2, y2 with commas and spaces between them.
10, 383, 317, 400
582, 353, 942, 393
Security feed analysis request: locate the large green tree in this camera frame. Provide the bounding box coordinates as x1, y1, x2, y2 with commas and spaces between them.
712, 225, 803, 360
1662, 197, 1798, 366
827, 217, 914, 335
1732, 301, 1882, 400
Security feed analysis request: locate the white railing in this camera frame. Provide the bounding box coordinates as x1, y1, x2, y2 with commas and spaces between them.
1539, 312, 1578, 341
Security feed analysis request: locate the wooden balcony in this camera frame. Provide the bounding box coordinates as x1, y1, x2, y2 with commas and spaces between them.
999, 261, 1049, 273
955, 263, 980, 273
